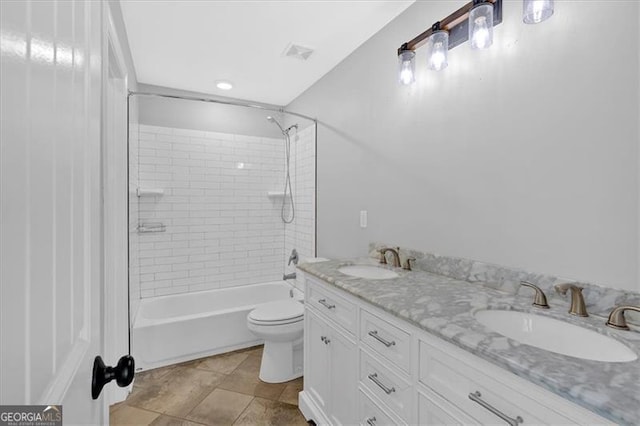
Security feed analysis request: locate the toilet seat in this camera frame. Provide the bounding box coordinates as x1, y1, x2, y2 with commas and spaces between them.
248, 300, 304, 326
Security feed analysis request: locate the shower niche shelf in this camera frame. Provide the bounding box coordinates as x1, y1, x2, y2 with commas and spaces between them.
267, 191, 286, 198
137, 188, 164, 197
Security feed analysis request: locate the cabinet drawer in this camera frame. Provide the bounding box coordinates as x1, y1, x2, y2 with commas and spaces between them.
418, 387, 477, 426
360, 309, 411, 372
306, 279, 356, 334
419, 339, 576, 425
360, 349, 412, 422
358, 388, 406, 426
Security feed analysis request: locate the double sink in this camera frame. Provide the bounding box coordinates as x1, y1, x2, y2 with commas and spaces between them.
338, 264, 637, 363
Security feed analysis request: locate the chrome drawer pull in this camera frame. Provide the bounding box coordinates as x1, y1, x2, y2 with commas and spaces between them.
366, 416, 376, 426
367, 373, 395, 395
368, 330, 396, 347
318, 298, 336, 309
468, 391, 523, 426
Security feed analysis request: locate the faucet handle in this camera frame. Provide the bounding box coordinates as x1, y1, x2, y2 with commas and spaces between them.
403, 257, 416, 271
520, 281, 549, 309
554, 282, 583, 294
606, 305, 640, 331
554, 283, 588, 317
378, 249, 387, 264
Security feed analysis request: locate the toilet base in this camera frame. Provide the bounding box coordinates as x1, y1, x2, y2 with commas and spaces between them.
259, 338, 303, 383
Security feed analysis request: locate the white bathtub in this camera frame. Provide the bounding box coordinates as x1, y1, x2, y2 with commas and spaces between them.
133, 281, 303, 371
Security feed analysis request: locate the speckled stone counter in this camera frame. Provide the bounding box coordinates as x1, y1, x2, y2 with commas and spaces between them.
298, 258, 640, 425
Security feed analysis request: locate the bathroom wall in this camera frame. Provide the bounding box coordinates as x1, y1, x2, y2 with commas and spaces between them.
284, 123, 317, 281
138, 83, 284, 138
135, 124, 286, 297
287, 1, 640, 291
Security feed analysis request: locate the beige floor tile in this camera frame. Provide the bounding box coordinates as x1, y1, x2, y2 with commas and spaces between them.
134, 365, 177, 389
109, 405, 160, 425
196, 352, 250, 375
185, 388, 253, 425
217, 372, 286, 401
278, 377, 303, 406
232, 397, 307, 426
149, 415, 205, 426
126, 366, 225, 417
233, 355, 262, 377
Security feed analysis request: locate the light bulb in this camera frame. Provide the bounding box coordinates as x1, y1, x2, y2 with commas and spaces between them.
215, 80, 233, 90
523, 0, 554, 24
469, 2, 494, 50
426, 31, 449, 71
398, 50, 416, 85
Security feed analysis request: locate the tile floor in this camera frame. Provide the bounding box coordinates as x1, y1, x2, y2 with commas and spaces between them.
110, 346, 308, 426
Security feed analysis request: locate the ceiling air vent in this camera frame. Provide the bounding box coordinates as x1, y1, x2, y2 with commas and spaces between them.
283, 43, 314, 61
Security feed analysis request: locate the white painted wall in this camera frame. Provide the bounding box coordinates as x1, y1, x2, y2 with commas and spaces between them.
287, 1, 640, 291
138, 83, 284, 138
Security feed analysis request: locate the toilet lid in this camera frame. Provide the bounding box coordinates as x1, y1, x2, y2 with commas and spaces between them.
248, 300, 304, 323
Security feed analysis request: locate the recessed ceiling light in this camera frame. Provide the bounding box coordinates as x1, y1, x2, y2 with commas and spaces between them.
216, 80, 233, 90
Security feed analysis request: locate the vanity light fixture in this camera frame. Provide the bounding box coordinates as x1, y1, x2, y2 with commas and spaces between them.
398, 47, 416, 85
469, 0, 494, 49
425, 22, 449, 71
523, 0, 554, 24
396, 0, 502, 83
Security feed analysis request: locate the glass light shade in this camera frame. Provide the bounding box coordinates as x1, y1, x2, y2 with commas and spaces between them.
398, 50, 416, 85
523, 0, 554, 24
426, 30, 449, 71
469, 2, 494, 50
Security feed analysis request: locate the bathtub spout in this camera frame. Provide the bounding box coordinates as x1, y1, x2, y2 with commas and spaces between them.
283, 272, 297, 280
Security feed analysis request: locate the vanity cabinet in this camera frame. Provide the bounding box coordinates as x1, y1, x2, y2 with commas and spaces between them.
304, 307, 358, 425
299, 274, 614, 426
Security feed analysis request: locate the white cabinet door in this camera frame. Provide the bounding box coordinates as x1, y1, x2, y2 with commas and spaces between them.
327, 322, 358, 426
305, 309, 330, 413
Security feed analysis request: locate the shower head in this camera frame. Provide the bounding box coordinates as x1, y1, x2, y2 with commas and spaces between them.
266, 115, 286, 134
267, 116, 298, 135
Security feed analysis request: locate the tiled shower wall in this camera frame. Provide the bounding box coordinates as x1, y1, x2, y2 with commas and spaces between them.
134, 124, 316, 298
128, 99, 140, 319
284, 124, 316, 279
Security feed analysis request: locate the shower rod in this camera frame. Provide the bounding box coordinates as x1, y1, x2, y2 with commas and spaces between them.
128, 90, 317, 123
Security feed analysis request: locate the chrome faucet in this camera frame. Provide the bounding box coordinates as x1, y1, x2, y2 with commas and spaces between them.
606, 305, 640, 330
520, 281, 549, 309
555, 283, 588, 317
378, 247, 401, 268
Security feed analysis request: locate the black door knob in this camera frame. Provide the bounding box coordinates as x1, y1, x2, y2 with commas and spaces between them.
91, 355, 135, 400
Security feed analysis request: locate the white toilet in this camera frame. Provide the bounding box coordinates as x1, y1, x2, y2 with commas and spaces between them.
247, 299, 304, 383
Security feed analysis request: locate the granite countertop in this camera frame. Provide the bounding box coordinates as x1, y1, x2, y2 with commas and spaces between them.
297, 258, 640, 425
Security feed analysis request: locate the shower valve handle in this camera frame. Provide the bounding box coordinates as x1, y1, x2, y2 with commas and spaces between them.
288, 249, 299, 266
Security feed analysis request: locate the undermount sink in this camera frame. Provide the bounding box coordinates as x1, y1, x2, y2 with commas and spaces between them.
474, 310, 637, 363
338, 265, 399, 279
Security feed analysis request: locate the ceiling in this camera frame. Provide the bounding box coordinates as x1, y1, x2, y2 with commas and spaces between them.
120, 0, 414, 106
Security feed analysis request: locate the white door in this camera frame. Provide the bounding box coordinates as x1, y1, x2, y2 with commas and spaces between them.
1, 1, 117, 424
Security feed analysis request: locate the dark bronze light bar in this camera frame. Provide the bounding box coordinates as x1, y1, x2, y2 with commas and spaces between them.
397, 0, 503, 55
